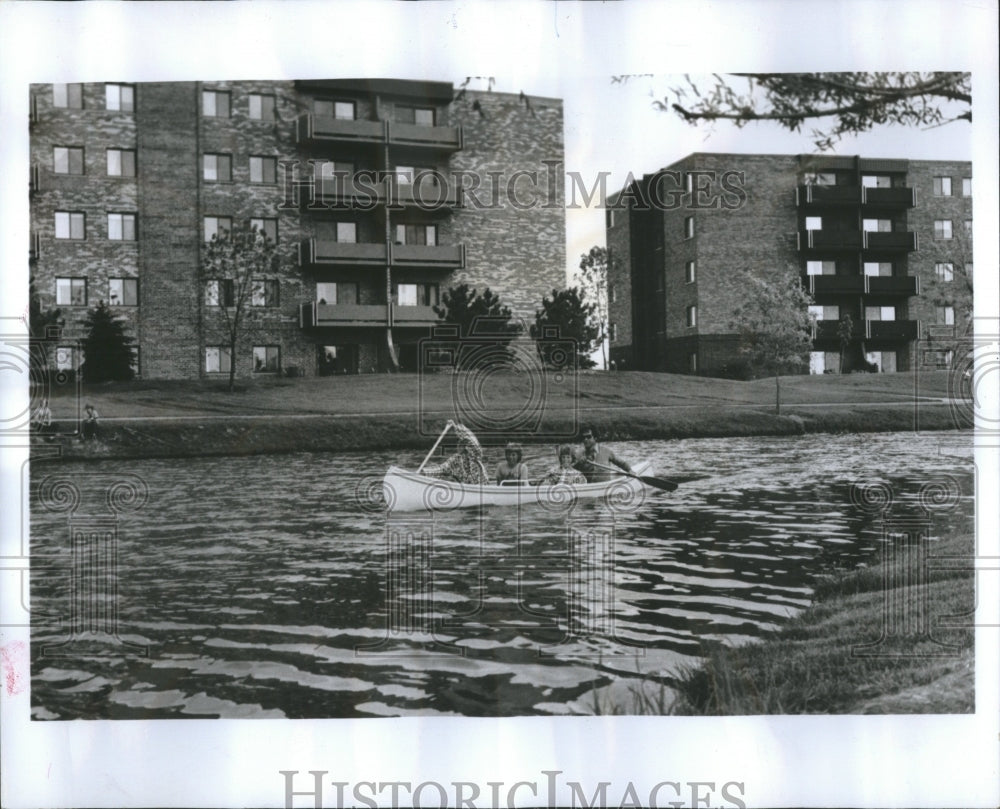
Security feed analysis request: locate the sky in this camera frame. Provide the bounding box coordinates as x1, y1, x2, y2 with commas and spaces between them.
0, 3, 998, 808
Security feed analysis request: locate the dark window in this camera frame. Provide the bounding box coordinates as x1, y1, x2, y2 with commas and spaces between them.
56, 277, 87, 306
250, 217, 278, 244
109, 278, 138, 306
205, 279, 235, 307
251, 279, 280, 307
253, 345, 280, 373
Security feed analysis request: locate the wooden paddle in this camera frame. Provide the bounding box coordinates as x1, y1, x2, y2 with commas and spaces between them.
585, 461, 679, 492
416, 421, 453, 473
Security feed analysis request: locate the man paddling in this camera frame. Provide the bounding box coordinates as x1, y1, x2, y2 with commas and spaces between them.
573, 424, 632, 483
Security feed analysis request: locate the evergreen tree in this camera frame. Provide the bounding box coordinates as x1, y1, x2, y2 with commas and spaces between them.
28, 275, 64, 381
531, 287, 599, 370
434, 284, 516, 339
80, 301, 136, 383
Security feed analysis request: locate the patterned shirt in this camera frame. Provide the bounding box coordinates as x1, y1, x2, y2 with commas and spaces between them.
422, 423, 488, 484
541, 465, 588, 485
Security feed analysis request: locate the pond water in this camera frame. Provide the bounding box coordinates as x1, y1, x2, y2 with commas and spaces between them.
29, 431, 973, 718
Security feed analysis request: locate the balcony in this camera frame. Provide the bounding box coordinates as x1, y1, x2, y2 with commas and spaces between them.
393, 177, 460, 208
390, 243, 464, 270
300, 302, 389, 328
861, 187, 916, 208
805, 274, 865, 295
310, 175, 459, 209
865, 275, 919, 296
796, 184, 859, 206
811, 321, 841, 342
863, 231, 917, 252
798, 230, 863, 251
865, 320, 919, 341
388, 121, 463, 151
392, 305, 441, 328
297, 114, 386, 145
300, 239, 387, 267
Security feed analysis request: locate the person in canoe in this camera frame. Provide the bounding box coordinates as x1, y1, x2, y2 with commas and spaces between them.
496, 441, 529, 485
541, 444, 587, 485
574, 424, 633, 483
422, 420, 489, 484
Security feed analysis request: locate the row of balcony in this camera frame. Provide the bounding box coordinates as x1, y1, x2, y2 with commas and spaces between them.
813, 320, 920, 341
305, 175, 461, 208
299, 302, 441, 329
803, 274, 920, 297
298, 239, 465, 270
296, 114, 463, 151
796, 185, 916, 208
797, 230, 918, 252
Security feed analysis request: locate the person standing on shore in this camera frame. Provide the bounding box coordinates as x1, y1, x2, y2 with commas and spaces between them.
422, 420, 488, 484
573, 424, 632, 483
82, 404, 100, 440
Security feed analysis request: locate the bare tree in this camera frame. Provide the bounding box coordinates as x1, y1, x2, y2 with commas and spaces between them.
577, 246, 611, 370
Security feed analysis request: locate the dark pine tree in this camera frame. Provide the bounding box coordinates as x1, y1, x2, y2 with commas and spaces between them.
81, 301, 137, 383
531, 287, 599, 370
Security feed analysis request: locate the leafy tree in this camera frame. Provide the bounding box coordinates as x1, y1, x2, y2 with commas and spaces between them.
434, 284, 518, 339
837, 312, 854, 374
80, 301, 136, 383
729, 268, 815, 415
531, 287, 599, 370
202, 222, 279, 391
577, 246, 612, 369
27, 275, 63, 381
648, 72, 970, 151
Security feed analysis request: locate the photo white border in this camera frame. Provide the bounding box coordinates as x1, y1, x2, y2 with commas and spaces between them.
2, 2, 998, 807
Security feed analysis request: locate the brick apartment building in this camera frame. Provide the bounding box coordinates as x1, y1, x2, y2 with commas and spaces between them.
606, 152, 972, 376
29, 79, 565, 378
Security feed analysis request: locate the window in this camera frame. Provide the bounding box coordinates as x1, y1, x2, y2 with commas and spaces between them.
314, 99, 355, 120
608, 284, 616, 303
251, 279, 280, 307
395, 224, 437, 245
936, 306, 955, 326
107, 148, 136, 177
962, 177, 972, 197
606, 209, 615, 228
202, 90, 231, 118
395, 166, 415, 185
109, 278, 138, 306
804, 216, 822, 230
316, 161, 354, 194
56, 278, 87, 306
316, 282, 358, 305
861, 175, 891, 188
53, 83, 84, 109
203, 216, 232, 242
685, 261, 696, 283
863, 262, 892, 277
934, 220, 953, 240
684, 216, 694, 239
686, 305, 697, 327
203, 153, 232, 182
807, 260, 836, 276
865, 306, 896, 321
249, 94, 276, 121
205, 346, 232, 374
808, 305, 825, 321
932, 176, 952, 196
609, 323, 617, 342
963, 219, 972, 237
924, 349, 953, 370
803, 172, 836, 185
689, 353, 698, 373
935, 263, 954, 282
55, 346, 77, 372
205, 279, 235, 307
250, 217, 278, 244
249, 156, 277, 184
253, 346, 280, 373
54, 211, 85, 240
335, 222, 357, 243
53, 146, 84, 174
105, 83, 135, 111
394, 166, 439, 188
863, 218, 892, 232
395, 283, 438, 307
107, 213, 137, 241
397, 105, 435, 125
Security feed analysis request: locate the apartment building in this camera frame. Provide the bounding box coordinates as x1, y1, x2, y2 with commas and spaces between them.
606, 152, 972, 376
29, 79, 565, 378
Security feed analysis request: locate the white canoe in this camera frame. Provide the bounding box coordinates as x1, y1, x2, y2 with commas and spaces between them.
382, 460, 654, 512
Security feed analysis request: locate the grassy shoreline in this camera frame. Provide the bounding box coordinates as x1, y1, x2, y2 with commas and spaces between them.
31, 370, 968, 460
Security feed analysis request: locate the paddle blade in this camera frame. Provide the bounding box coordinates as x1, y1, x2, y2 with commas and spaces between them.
638, 475, 678, 492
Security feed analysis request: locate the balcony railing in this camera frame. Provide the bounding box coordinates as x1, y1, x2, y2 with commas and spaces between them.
796, 184, 859, 206
865, 320, 920, 340
797, 230, 863, 251
297, 115, 463, 151
391, 305, 441, 327
300, 302, 389, 328
299, 239, 465, 271
861, 187, 916, 208
865, 275, 919, 296
393, 177, 460, 207
805, 274, 865, 295
311, 175, 459, 209
863, 231, 917, 252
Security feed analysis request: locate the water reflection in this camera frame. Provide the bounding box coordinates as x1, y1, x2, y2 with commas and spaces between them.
30, 431, 973, 717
